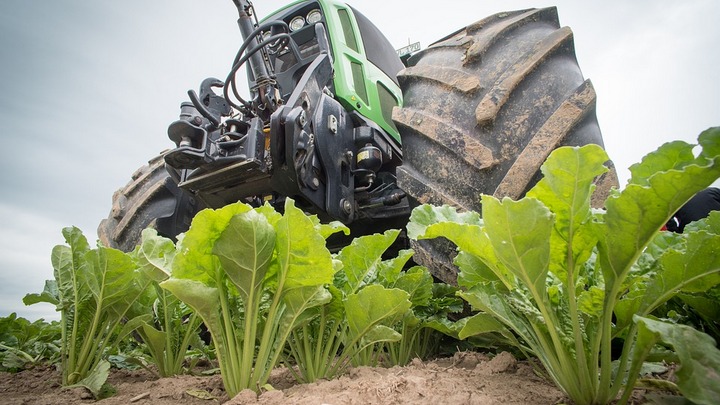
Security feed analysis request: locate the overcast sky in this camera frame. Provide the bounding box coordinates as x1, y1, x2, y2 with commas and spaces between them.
1, 0, 718, 321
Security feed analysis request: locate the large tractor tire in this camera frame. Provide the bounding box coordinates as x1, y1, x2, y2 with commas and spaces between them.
98, 155, 203, 252
393, 7, 618, 283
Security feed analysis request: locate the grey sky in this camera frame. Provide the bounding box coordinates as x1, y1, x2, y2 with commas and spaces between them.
1, 0, 718, 321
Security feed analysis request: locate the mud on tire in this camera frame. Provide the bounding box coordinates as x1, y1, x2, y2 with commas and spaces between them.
393, 7, 618, 283
98, 155, 202, 252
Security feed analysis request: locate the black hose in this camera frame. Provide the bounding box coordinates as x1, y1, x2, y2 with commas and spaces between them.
223, 32, 291, 112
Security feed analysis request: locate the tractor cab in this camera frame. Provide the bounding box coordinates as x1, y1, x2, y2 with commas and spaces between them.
255, 0, 404, 142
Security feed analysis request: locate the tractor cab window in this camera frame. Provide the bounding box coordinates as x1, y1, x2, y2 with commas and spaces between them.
349, 7, 404, 85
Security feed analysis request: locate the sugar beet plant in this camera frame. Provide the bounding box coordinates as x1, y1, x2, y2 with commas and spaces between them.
24, 227, 152, 395
145, 198, 353, 397
284, 230, 457, 383
130, 229, 205, 377
283, 231, 411, 382
409, 128, 720, 405
0, 313, 60, 372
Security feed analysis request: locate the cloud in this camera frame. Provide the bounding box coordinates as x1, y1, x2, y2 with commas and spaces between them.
1, 0, 718, 321
0, 202, 67, 321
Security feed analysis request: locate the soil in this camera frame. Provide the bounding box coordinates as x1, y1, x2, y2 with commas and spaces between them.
0, 351, 568, 405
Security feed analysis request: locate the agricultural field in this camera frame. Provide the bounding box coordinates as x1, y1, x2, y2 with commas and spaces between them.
2, 128, 720, 404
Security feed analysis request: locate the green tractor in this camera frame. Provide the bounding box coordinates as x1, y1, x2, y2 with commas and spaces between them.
98, 0, 617, 283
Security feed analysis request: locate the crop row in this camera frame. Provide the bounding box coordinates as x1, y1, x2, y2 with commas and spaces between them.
5, 128, 720, 404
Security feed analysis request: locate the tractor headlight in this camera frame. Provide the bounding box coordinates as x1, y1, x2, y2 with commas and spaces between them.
289, 15, 305, 31
306, 9, 322, 24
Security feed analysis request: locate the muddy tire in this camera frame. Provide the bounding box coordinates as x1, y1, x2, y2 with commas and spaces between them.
98, 155, 202, 252
393, 7, 618, 283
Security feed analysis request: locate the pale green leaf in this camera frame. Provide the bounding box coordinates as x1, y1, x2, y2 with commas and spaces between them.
53, 227, 91, 309
684, 211, 720, 234
140, 322, 167, 366
316, 220, 351, 240
213, 210, 275, 301
407, 204, 481, 240
173, 203, 253, 284
135, 228, 175, 282
629, 141, 696, 186
455, 251, 502, 289
274, 199, 335, 290
116, 314, 153, 343
81, 246, 141, 311
418, 215, 512, 289
629, 231, 720, 322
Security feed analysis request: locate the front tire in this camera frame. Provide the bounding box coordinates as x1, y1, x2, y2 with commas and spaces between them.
98, 155, 202, 251
393, 7, 618, 283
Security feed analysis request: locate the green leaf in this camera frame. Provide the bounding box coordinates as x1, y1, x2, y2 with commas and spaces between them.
116, 314, 153, 343
377, 249, 414, 284
135, 228, 175, 282
635, 316, 720, 405
68, 359, 110, 398
361, 325, 402, 346
345, 285, 411, 342
410, 205, 511, 289
392, 266, 433, 307
53, 227, 91, 310
455, 251, 501, 289
82, 246, 140, 311
336, 230, 399, 294
526, 145, 605, 281
527, 145, 607, 237
678, 293, 720, 320
628, 141, 696, 186
23, 280, 59, 306
160, 279, 222, 340
481, 195, 553, 298
423, 317, 461, 339
600, 129, 720, 286
654, 231, 720, 294
685, 211, 720, 234
458, 285, 536, 343
213, 210, 275, 302
324, 285, 345, 321
140, 322, 167, 364
458, 312, 509, 340
316, 220, 351, 240
578, 286, 605, 318
281, 285, 332, 329
623, 230, 720, 326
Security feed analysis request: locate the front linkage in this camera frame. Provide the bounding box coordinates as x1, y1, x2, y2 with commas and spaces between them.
163, 0, 409, 229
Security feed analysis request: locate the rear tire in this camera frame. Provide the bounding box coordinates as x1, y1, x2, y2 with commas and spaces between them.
98, 155, 202, 252
393, 7, 618, 283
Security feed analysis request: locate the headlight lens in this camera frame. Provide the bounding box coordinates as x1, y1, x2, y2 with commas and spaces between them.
289, 15, 305, 31
306, 9, 322, 24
